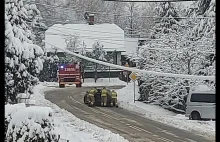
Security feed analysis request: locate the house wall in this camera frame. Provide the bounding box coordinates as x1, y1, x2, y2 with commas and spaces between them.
116, 52, 122, 65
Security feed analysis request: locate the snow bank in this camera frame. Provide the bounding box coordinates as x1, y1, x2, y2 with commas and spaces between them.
31, 83, 128, 142
5, 103, 26, 118
116, 83, 215, 141
41, 78, 126, 87
82, 78, 127, 87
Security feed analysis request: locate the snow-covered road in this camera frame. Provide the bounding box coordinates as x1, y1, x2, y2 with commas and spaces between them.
32, 82, 128, 142
117, 82, 215, 141
32, 78, 215, 141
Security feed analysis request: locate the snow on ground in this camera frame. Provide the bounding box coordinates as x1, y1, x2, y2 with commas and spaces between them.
31, 83, 128, 142
116, 82, 215, 141
82, 78, 127, 87
42, 78, 127, 87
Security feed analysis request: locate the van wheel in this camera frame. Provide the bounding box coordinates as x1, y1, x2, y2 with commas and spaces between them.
191, 111, 201, 120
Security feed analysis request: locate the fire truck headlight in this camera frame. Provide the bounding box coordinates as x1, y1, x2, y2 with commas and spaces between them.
60, 66, 64, 69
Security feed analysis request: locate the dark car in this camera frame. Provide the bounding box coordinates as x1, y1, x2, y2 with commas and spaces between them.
84, 88, 112, 107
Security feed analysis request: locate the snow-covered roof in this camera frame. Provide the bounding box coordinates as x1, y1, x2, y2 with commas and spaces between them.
45, 23, 126, 52
122, 37, 138, 56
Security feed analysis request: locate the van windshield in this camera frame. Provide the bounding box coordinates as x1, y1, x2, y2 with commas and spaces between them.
190, 93, 215, 103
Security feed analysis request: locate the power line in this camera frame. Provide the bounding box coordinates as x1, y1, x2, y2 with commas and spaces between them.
114, 0, 201, 1
142, 47, 215, 54
48, 26, 215, 44
46, 27, 215, 54
26, 19, 150, 37
25, 20, 215, 49
33, 2, 215, 19
42, 40, 215, 81
47, 32, 215, 51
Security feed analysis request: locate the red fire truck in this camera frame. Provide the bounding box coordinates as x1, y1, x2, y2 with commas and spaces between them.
57, 62, 82, 88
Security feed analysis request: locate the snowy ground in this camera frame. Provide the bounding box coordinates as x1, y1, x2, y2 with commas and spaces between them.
43, 78, 127, 87
31, 82, 128, 142
116, 82, 215, 141
34, 78, 215, 141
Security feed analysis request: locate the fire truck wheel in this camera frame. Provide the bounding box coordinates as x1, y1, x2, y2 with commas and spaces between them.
76, 84, 82, 88
59, 84, 65, 88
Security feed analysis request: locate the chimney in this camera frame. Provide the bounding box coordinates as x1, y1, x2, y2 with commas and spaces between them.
88, 14, 94, 25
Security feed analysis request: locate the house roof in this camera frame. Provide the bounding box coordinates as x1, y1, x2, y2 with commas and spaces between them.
122, 37, 138, 56
45, 23, 126, 52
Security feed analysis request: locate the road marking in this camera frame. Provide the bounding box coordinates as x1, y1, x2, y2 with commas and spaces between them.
185, 138, 198, 142
159, 130, 180, 138
68, 95, 175, 142
128, 125, 142, 132
152, 134, 175, 142
63, 100, 89, 114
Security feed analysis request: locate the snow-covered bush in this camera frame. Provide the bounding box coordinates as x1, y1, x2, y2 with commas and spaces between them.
5, 0, 45, 104
138, 76, 189, 113
5, 103, 26, 140
6, 106, 58, 142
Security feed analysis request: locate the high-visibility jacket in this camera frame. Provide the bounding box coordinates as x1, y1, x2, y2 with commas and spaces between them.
89, 89, 97, 96
101, 89, 108, 97
111, 92, 117, 98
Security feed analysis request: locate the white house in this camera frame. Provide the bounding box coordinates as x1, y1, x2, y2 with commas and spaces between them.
45, 17, 126, 65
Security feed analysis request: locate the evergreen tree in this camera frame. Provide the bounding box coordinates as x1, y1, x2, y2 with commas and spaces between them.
151, 2, 180, 39
136, 1, 215, 113
38, 51, 59, 82
5, 0, 44, 104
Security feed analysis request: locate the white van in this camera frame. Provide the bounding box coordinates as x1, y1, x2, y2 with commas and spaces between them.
185, 91, 215, 120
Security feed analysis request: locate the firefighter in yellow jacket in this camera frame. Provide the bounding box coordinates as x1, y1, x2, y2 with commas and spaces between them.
101, 87, 108, 106
88, 87, 97, 106
111, 90, 118, 107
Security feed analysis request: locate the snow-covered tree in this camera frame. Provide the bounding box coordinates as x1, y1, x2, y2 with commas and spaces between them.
124, 2, 141, 37
24, 2, 48, 48
86, 41, 108, 69
86, 41, 108, 82
64, 33, 82, 53
150, 2, 180, 39
35, 0, 75, 26
6, 106, 58, 142
136, 0, 215, 113
5, 0, 44, 104
90, 41, 107, 61
39, 51, 59, 82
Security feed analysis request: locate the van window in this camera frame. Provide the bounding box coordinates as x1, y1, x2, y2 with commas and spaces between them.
190, 93, 215, 103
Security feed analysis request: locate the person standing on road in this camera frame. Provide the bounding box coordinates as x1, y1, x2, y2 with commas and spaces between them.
111, 90, 118, 107
101, 87, 108, 106
88, 87, 97, 106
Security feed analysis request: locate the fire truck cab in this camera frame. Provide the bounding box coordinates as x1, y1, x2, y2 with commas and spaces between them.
57, 62, 82, 88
